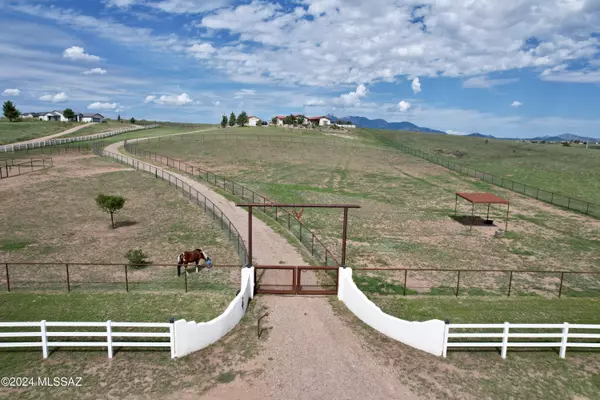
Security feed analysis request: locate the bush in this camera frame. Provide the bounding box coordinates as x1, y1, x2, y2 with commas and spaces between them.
125, 249, 149, 266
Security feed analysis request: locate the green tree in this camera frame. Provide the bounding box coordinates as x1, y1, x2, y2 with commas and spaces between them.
221, 115, 228, 128
2, 101, 20, 122
117, 114, 121, 122
95, 194, 126, 229
271, 117, 277, 125
297, 116, 305, 125
130, 117, 136, 124
237, 111, 249, 126
283, 114, 295, 125
229, 112, 236, 127
63, 108, 75, 121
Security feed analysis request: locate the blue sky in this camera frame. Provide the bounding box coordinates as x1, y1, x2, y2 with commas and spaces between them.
1, 0, 600, 138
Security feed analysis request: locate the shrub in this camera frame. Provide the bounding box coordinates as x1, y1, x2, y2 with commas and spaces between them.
125, 249, 149, 266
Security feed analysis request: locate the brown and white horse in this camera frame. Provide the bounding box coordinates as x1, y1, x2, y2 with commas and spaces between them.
177, 248, 211, 276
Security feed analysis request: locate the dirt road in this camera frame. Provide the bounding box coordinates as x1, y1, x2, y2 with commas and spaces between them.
104, 138, 420, 400
13, 123, 96, 145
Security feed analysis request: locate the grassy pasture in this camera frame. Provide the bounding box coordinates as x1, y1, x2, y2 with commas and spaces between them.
358, 129, 600, 205
0, 292, 265, 399
0, 125, 218, 161
0, 154, 240, 294
0, 120, 84, 145
136, 131, 600, 297
58, 120, 135, 138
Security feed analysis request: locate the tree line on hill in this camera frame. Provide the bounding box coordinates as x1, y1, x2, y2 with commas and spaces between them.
221, 111, 251, 127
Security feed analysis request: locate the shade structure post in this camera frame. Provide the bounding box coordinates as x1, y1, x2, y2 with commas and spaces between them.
505, 203, 510, 232
471, 202, 474, 232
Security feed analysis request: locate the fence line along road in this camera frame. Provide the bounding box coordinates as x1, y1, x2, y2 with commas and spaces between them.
443, 322, 600, 359
0, 157, 53, 179
124, 140, 341, 267
93, 147, 248, 267
0, 320, 175, 359
0, 124, 159, 153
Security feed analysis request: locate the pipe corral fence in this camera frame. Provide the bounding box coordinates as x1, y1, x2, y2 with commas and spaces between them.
0, 158, 53, 179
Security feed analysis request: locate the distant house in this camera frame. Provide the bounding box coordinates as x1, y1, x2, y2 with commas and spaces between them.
274, 116, 286, 126
308, 116, 331, 126
248, 116, 261, 127
292, 114, 309, 125
81, 113, 105, 123
36, 110, 84, 122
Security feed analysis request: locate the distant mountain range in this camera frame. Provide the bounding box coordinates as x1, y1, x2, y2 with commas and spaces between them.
326, 115, 598, 142
468, 133, 599, 142
328, 115, 447, 134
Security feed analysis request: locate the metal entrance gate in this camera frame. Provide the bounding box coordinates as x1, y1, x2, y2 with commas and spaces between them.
254, 266, 339, 295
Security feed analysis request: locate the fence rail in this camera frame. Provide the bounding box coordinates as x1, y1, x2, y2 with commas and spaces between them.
443, 322, 600, 359
125, 139, 341, 266
0, 157, 53, 179
0, 320, 174, 359
352, 267, 600, 298
0, 124, 159, 153
381, 138, 600, 219
1, 262, 241, 293
94, 147, 248, 266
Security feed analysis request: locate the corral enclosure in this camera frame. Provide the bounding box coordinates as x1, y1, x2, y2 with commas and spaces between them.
137, 131, 600, 297
0, 153, 240, 294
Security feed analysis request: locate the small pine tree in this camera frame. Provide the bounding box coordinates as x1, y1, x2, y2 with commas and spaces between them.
229, 112, 236, 127
221, 115, 228, 128
95, 194, 126, 229
2, 101, 20, 122
237, 111, 249, 126
130, 117, 136, 124
117, 114, 121, 122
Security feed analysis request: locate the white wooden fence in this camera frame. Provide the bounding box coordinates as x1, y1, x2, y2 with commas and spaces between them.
0, 124, 159, 153
443, 322, 600, 359
0, 320, 175, 359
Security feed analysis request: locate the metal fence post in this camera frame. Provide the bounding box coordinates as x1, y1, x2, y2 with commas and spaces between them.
507, 271, 513, 297
403, 270, 408, 296
5, 263, 10, 292
184, 271, 188, 293
558, 272, 565, 298
125, 264, 129, 292
455, 271, 461, 296
66, 264, 70, 292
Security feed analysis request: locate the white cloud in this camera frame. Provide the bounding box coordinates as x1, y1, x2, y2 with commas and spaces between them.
212, 100, 221, 106
335, 84, 368, 107
63, 46, 101, 62
3, 88, 20, 96
511, 101, 523, 107
147, 93, 194, 106
398, 100, 411, 112
304, 99, 326, 106
234, 89, 257, 99
539, 64, 600, 83
411, 77, 421, 94
88, 102, 119, 110
104, 0, 138, 7
150, 0, 231, 14
187, 43, 216, 59
463, 75, 519, 88
39, 92, 69, 103
446, 130, 468, 135
83, 68, 107, 75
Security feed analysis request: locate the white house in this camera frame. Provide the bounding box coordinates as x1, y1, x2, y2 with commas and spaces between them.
248, 116, 261, 127
308, 116, 331, 126
274, 116, 285, 126
81, 113, 105, 123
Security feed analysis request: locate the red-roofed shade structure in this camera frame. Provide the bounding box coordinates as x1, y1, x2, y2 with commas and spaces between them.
455, 192, 510, 232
